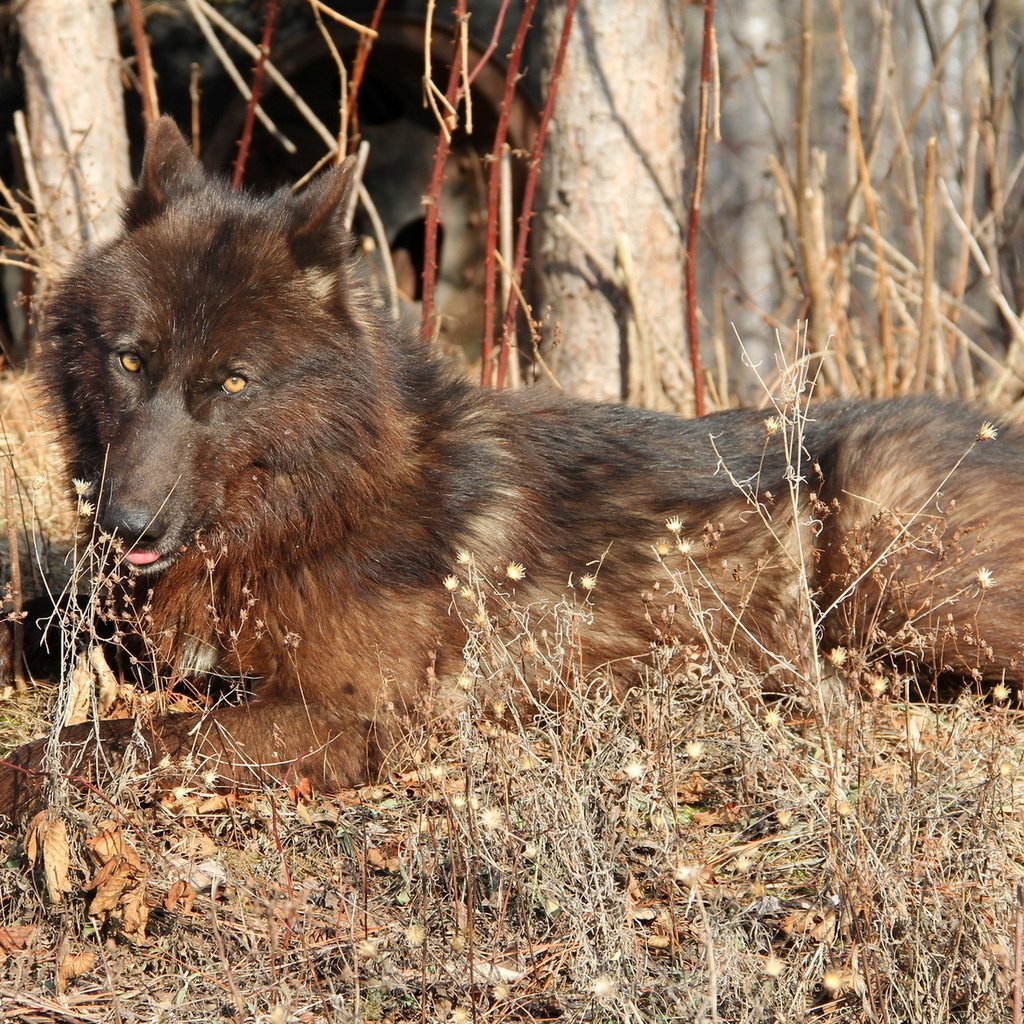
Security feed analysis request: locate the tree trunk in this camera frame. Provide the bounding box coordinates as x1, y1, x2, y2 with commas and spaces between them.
18, 0, 131, 279
535, 1, 691, 410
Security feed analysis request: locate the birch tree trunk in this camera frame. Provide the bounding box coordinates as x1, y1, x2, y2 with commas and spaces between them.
18, 0, 131, 278
535, 1, 691, 411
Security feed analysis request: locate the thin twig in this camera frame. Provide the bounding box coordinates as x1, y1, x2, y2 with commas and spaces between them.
1014, 884, 1023, 1024
185, 0, 296, 156
912, 136, 938, 393
196, 0, 334, 152
497, 0, 577, 387
346, 0, 388, 148
481, 0, 537, 387
685, 0, 715, 417
125, 0, 159, 129
420, 0, 468, 343
232, 0, 281, 189
189, 63, 202, 155
4, 464, 25, 691
306, 0, 378, 37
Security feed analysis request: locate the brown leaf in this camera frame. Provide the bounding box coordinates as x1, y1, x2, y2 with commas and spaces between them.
692, 803, 740, 828
0, 925, 40, 954
781, 907, 837, 942
84, 826, 150, 942
366, 845, 400, 873
676, 773, 709, 803
56, 950, 96, 995
164, 879, 196, 914
25, 811, 72, 904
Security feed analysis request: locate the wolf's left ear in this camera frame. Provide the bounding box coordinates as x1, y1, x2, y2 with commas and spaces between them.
287, 156, 358, 268
123, 117, 205, 229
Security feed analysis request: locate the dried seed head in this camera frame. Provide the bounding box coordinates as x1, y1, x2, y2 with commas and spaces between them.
976, 567, 996, 590
579, 573, 598, 591
480, 806, 504, 830
72, 478, 93, 497
505, 561, 526, 581
592, 975, 617, 998
992, 682, 1011, 702
665, 515, 684, 534
676, 537, 693, 556
405, 923, 426, 947
443, 574, 460, 592
763, 708, 783, 729
654, 539, 672, 557
456, 549, 472, 565
685, 740, 704, 760
624, 759, 646, 781
764, 416, 782, 436
674, 861, 701, 886
827, 646, 848, 668
977, 421, 998, 442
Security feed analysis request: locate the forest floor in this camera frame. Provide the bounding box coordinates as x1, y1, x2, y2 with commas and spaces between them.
0, 369, 1022, 1024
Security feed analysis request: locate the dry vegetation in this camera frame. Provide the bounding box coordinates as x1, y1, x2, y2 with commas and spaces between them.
2, 2, 1024, 1022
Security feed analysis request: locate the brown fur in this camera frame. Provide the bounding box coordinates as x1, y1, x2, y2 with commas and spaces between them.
2, 118, 1022, 821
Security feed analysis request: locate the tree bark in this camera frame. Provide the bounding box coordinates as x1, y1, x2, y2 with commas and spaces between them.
535, 0, 691, 410
18, 0, 131, 277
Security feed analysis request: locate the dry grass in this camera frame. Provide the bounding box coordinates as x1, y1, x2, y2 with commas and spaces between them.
1, 360, 1023, 1023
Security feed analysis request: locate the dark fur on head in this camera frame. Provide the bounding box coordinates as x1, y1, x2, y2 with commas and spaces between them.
2, 117, 1023, 821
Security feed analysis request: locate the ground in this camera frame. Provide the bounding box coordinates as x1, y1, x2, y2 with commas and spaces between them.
1, 370, 1022, 1023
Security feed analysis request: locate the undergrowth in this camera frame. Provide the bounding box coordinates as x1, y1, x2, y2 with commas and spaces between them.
1, 353, 1022, 1023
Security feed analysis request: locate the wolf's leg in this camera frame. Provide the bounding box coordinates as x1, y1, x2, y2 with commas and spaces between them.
0, 701, 381, 826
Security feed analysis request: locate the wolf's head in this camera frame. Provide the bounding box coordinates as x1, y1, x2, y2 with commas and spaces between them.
42, 117, 404, 573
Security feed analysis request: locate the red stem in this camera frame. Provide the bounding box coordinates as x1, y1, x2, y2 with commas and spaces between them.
420, 0, 468, 343
346, 0, 390, 152
126, 0, 158, 130
481, 0, 538, 387
232, 0, 281, 190
496, 0, 577, 389
685, 0, 715, 417
467, 0, 513, 86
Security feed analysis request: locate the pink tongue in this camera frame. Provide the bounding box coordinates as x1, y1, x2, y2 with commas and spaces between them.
125, 549, 161, 567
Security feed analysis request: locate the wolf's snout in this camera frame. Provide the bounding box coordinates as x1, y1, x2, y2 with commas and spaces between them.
99, 499, 167, 550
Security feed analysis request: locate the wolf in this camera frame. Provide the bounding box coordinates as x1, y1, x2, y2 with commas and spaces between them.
1, 117, 1022, 821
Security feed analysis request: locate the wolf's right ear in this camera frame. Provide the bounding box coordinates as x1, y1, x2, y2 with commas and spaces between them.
122, 117, 205, 229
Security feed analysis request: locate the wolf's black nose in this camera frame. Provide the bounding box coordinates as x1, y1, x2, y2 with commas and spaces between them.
99, 502, 165, 547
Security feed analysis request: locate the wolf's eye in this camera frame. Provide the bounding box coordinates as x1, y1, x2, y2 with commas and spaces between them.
118, 352, 142, 374
222, 374, 248, 395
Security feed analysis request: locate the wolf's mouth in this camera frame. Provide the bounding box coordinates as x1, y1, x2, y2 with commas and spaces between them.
125, 549, 161, 568
122, 546, 183, 575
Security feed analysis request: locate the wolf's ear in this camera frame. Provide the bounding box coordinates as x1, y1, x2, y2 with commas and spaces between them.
287, 157, 358, 269
123, 117, 205, 229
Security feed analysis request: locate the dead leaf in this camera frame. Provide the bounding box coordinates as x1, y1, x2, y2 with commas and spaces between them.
65, 652, 93, 726
692, 803, 740, 828
367, 845, 400, 873
164, 879, 196, 914
25, 811, 72, 904
676, 773, 709, 803
84, 826, 150, 942
195, 794, 236, 814
781, 907, 837, 942
56, 950, 96, 995
0, 925, 39, 955
88, 644, 119, 714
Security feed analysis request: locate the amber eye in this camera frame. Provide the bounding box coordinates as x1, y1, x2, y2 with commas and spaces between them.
118, 352, 142, 373
222, 374, 248, 395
